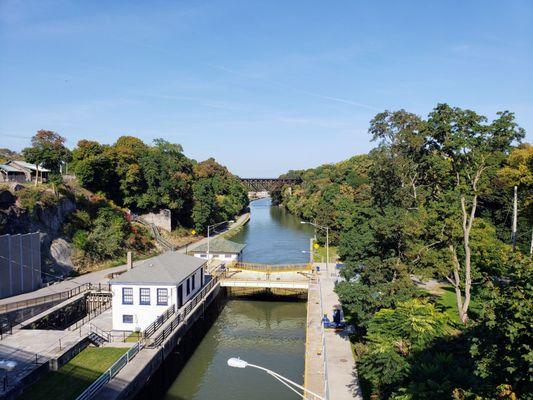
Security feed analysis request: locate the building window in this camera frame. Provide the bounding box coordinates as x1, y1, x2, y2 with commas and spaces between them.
186, 278, 191, 295
122, 287, 133, 305
157, 288, 168, 306
123, 315, 133, 324
140, 288, 151, 305
200, 254, 207, 259
191, 275, 195, 290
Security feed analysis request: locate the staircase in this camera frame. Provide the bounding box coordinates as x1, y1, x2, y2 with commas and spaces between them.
87, 324, 111, 346
133, 216, 175, 251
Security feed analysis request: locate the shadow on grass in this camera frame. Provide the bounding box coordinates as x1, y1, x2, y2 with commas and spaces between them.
18, 347, 128, 400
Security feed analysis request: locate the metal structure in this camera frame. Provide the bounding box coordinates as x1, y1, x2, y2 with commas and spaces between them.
240, 178, 300, 192
227, 262, 311, 273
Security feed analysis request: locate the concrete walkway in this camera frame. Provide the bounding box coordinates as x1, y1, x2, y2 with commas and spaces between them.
304, 278, 326, 399
305, 263, 362, 400
0, 308, 114, 397
0, 212, 250, 308
180, 212, 250, 253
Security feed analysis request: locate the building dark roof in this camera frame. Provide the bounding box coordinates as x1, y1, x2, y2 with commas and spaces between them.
191, 237, 246, 254
109, 252, 206, 286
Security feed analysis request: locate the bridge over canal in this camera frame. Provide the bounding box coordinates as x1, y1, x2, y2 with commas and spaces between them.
220, 262, 312, 291
240, 177, 301, 193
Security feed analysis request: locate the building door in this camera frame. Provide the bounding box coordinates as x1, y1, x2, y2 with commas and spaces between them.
178, 284, 183, 308
200, 268, 204, 286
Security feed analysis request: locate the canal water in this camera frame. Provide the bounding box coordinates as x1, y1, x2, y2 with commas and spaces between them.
164, 198, 314, 400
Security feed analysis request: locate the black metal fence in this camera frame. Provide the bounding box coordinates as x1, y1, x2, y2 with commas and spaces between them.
148, 276, 220, 348
142, 304, 176, 339
0, 283, 91, 315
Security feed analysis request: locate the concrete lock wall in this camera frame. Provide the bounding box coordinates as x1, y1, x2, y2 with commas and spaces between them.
0, 233, 42, 299
139, 209, 172, 232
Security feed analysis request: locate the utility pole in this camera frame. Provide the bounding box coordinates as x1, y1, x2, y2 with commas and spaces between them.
511, 186, 518, 251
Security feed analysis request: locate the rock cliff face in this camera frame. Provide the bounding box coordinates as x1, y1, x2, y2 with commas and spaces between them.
0, 188, 76, 277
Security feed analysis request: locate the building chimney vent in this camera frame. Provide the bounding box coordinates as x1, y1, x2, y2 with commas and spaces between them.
127, 251, 133, 269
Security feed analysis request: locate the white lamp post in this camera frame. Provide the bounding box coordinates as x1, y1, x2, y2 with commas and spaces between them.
227, 357, 326, 400
1, 360, 16, 391
301, 221, 329, 272
0, 360, 16, 371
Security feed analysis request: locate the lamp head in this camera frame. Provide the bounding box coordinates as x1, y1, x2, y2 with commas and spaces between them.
227, 357, 248, 369
0, 360, 17, 371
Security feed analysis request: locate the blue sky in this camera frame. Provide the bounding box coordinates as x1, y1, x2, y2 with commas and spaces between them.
1, 1, 531, 176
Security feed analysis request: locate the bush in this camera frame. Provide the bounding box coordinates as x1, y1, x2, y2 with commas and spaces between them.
17, 187, 58, 212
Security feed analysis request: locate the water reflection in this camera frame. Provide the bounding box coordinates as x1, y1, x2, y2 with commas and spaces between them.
164, 301, 306, 400
231, 198, 315, 264
164, 199, 311, 400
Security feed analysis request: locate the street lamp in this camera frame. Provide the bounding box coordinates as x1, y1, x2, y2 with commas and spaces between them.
0, 360, 16, 371
1, 360, 16, 392
301, 221, 330, 272
227, 357, 325, 400
207, 220, 234, 263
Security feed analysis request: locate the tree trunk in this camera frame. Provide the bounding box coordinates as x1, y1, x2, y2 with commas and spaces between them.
448, 244, 467, 324
459, 194, 476, 324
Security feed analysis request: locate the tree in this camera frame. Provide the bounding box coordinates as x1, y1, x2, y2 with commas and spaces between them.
71, 140, 117, 195
425, 105, 525, 324
469, 256, 533, 397
22, 130, 71, 185
110, 136, 148, 208
137, 139, 193, 215
358, 299, 450, 398
191, 179, 217, 232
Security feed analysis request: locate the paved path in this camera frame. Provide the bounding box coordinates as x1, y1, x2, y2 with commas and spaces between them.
304, 278, 326, 399
0, 213, 250, 308
305, 263, 362, 400
180, 212, 250, 253
0, 308, 114, 397
0, 265, 124, 307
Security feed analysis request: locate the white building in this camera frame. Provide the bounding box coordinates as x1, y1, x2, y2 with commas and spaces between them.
109, 252, 206, 332
190, 237, 246, 264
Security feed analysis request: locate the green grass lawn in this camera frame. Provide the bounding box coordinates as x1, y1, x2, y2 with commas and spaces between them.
435, 286, 461, 324
125, 331, 142, 342
19, 347, 128, 400
432, 286, 481, 326
313, 245, 338, 263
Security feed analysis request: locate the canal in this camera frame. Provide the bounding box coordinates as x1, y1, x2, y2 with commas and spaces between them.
164, 198, 314, 400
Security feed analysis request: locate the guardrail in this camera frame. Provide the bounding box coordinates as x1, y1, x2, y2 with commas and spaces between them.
142, 303, 176, 339
0, 283, 92, 315
75, 341, 143, 400
227, 262, 312, 272
68, 298, 112, 331
89, 324, 111, 342
133, 217, 175, 251
318, 278, 330, 400
148, 276, 220, 348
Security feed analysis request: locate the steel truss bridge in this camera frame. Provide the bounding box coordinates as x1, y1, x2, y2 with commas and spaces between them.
240, 178, 301, 192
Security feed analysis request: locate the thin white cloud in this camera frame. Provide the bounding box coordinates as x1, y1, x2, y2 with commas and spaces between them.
209, 64, 380, 111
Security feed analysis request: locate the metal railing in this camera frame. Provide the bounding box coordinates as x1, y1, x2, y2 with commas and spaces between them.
133, 217, 175, 251
67, 298, 112, 331
0, 283, 92, 315
89, 324, 111, 342
75, 276, 221, 400
75, 341, 143, 400
227, 262, 312, 273
148, 276, 220, 348
318, 278, 330, 400
142, 303, 176, 339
